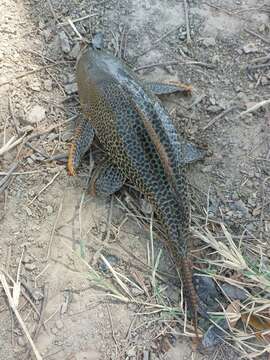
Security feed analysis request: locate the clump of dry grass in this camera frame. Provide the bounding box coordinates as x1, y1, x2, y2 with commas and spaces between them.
193, 223, 270, 358
62, 194, 270, 358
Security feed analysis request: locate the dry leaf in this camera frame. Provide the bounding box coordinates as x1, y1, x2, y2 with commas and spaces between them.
242, 313, 270, 341
225, 300, 241, 328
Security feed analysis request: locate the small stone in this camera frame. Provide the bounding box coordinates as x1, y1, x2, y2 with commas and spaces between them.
126, 348, 136, 358
24, 263, 36, 271
261, 76, 269, 86
44, 79, 53, 91
64, 82, 78, 94
17, 336, 26, 347
28, 80, 41, 91
234, 86, 242, 92
242, 43, 258, 54
51, 327, 58, 335
207, 105, 221, 113
98, 255, 119, 273
258, 23, 269, 34
43, 27, 54, 42
20, 125, 34, 133
23, 254, 33, 264
234, 200, 249, 216
209, 97, 216, 105
27, 105, 46, 124
27, 157, 34, 165
212, 54, 220, 64
202, 165, 213, 173
59, 31, 71, 54
25, 207, 33, 217
69, 42, 81, 59
221, 283, 249, 300
65, 73, 76, 83
45, 205, 53, 215
32, 289, 44, 301
55, 319, 64, 330
201, 37, 216, 47
31, 153, 45, 161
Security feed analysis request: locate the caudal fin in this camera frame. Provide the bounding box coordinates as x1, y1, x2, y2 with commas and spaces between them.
180, 257, 199, 338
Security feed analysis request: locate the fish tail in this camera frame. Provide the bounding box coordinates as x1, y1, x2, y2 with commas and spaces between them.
180, 257, 199, 338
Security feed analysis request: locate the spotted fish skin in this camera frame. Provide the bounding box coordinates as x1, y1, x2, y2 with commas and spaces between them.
75, 47, 198, 329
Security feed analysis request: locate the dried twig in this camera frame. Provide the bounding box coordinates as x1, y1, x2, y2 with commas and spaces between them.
134, 60, 215, 72
183, 0, 191, 44
67, 18, 84, 41
46, 199, 63, 260
23, 286, 48, 360
58, 13, 98, 26
0, 162, 18, 192
106, 303, 119, 353
8, 94, 20, 134
244, 28, 270, 45
0, 135, 26, 156
28, 171, 61, 205
247, 63, 270, 71
204, 2, 233, 16
0, 273, 42, 360
0, 62, 66, 87
27, 116, 76, 142
203, 105, 238, 131
249, 54, 270, 64
135, 25, 181, 59
238, 99, 270, 118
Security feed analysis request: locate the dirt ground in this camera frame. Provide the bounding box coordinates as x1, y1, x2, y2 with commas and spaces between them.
0, 0, 269, 359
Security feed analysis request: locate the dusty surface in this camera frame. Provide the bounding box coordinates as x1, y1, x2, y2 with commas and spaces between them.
0, 0, 269, 359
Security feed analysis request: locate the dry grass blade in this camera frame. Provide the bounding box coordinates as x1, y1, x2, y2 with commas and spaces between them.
238, 98, 270, 118
28, 171, 61, 205
0, 135, 26, 156
100, 254, 133, 299
60, 238, 130, 302
46, 199, 63, 260
0, 273, 42, 360
194, 224, 247, 270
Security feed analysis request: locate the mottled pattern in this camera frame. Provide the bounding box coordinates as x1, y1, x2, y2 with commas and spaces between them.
67, 117, 95, 175
92, 162, 125, 196
72, 46, 199, 330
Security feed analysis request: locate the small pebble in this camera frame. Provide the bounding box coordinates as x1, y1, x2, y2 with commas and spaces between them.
59, 31, 71, 54
207, 105, 221, 113
69, 42, 81, 59
242, 43, 258, 54
46, 205, 53, 215
32, 289, 44, 301
98, 255, 119, 273
261, 76, 269, 86
51, 327, 58, 335
24, 263, 36, 271
23, 254, 33, 264
17, 336, 26, 347
44, 79, 53, 91
27, 105, 46, 124
201, 37, 216, 47
55, 319, 64, 330
25, 207, 33, 217
64, 82, 78, 94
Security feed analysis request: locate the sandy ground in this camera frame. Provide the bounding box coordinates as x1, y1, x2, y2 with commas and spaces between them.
0, 0, 269, 359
